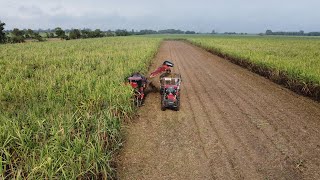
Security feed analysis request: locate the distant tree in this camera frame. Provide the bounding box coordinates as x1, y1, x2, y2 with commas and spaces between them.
93, 29, 104, 37
12, 28, 25, 37
69, 29, 81, 39
33, 32, 44, 41
81, 29, 91, 38
307, 32, 320, 36
158, 29, 184, 34
224, 32, 236, 35
264, 29, 318, 36
10, 36, 25, 43
299, 30, 304, 36
105, 30, 115, 37
211, 30, 216, 34
136, 29, 157, 35
49, 32, 55, 38
0, 21, 6, 43
55, 27, 66, 39
265, 30, 273, 35
11, 28, 25, 43
115, 29, 130, 36
185, 31, 196, 34
26, 29, 34, 38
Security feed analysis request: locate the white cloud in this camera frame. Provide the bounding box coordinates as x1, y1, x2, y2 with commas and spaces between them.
0, 0, 319, 32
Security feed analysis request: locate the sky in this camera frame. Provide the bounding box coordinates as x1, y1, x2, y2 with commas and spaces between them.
1, 0, 320, 33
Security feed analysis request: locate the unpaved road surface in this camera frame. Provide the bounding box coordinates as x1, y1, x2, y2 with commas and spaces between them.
118, 41, 320, 179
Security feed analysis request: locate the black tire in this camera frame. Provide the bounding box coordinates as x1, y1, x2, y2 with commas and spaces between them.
133, 93, 142, 107
160, 88, 164, 95
137, 98, 142, 107
134, 97, 139, 107
161, 97, 166, 111
175, 96, 180, 111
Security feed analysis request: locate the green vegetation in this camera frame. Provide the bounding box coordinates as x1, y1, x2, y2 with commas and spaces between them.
1, 33, 320, 178
0, 36, 161, 179
185, 36, 320, 99
0, 21, 5, 43
54, 27, 67, 39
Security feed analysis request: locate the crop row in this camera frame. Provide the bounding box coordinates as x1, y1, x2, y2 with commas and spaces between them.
0, 36, 161, 179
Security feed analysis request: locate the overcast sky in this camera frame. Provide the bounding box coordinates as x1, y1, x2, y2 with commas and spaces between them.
1, 0, 319, 33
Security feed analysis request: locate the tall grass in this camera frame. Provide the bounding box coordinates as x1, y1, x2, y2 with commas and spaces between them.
0, 36, 161, 179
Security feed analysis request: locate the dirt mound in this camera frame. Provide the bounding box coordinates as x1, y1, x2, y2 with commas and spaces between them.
118, 41, 320, 179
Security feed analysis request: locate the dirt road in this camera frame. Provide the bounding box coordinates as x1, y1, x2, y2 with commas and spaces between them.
118, 41, 320, 179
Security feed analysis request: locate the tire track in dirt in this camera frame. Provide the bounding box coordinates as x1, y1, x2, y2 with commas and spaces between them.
178, 42, 302, 179
174, 43, 264, 179
170, 43, 234, 179
179, 42, 320, 178
181, 42, 320, 178
118, 41, 320, 180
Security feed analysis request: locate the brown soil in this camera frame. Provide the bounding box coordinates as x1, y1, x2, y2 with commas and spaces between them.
118, 41, 320, 180
187, 40, 320, 102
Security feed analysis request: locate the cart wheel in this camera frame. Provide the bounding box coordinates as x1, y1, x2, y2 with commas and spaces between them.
134, 97, 139, 107
161, 98, 166, 111
175, 99, 180, 111
137, 99, 142, 107
134, 96, 142, 107
160, 88, 164, 95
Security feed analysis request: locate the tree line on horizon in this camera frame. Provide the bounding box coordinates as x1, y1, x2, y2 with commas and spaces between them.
0, 20, 202, 44
1, 20, 320, 44
264, 30, 320, 36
